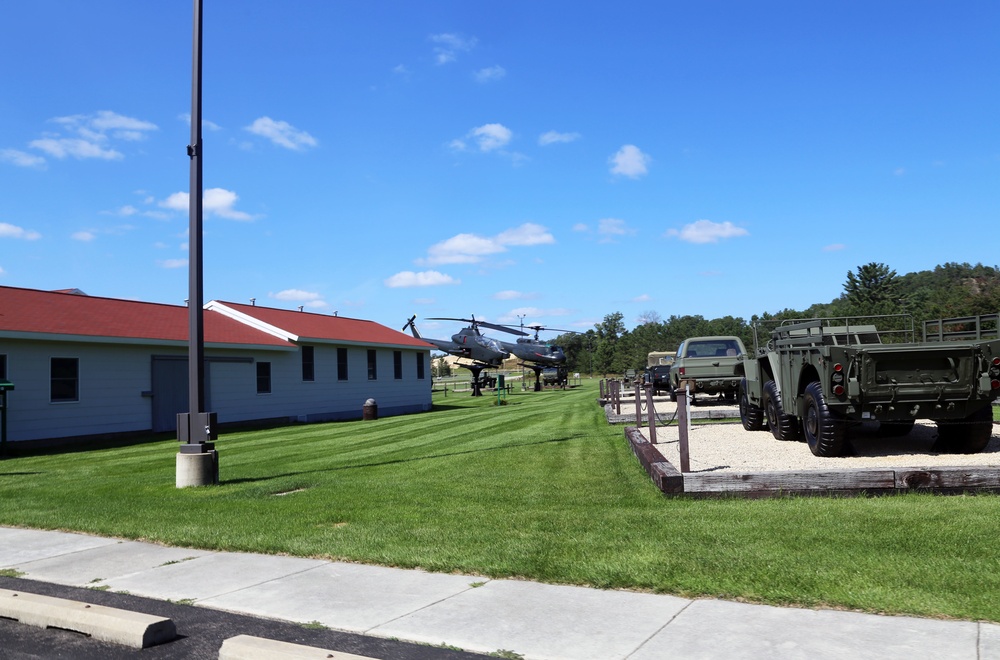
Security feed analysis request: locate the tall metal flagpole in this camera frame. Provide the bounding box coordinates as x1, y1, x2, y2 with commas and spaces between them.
177, 0, 218, 487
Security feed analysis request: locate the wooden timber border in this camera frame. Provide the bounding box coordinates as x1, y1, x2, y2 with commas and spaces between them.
624, 426, 1000, 497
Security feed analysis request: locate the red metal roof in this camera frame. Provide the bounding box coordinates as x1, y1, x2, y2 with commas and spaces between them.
0, 286, 292, 347
218, 301, 433, 349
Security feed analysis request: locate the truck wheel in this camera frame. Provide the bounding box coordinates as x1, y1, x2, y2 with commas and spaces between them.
739, 378, 765, 431
934, 406, 994, 453
876, 419, 916, 437
669, 387, 677, 402
763, 380, 800, 442
802, 381, 846, 457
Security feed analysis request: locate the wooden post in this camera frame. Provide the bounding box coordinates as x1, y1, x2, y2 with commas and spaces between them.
614, 380, 621, 415
634, 383, 642, 426
676, 384, 691, 472
644, 382, 657, 444
600, 379, 605, 402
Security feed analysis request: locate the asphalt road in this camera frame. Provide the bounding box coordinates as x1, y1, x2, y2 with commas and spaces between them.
0, 576, 490, 660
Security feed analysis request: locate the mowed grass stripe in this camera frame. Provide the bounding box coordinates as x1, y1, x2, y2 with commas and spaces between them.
2, 382, 1000, 622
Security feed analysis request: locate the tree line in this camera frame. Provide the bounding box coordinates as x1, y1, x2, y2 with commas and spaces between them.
554, 261, 1000, 375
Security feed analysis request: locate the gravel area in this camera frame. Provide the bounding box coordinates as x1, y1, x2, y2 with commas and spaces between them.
618, 398, 1000, 473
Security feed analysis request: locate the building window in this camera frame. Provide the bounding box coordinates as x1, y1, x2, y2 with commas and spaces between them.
301, 346, 315, 382
50, 357, 79, 402
0, 354, 6, 380
256, 361, 271, 394
416, 353, 425, 380
337, 348, 348, 381
393, 351, 403, 379
367, 350, 377, 380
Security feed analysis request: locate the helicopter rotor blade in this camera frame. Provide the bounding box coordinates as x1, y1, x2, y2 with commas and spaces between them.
477, 320, 528, 336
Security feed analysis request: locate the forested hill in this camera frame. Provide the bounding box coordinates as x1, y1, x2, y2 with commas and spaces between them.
557, 262, 1000, 374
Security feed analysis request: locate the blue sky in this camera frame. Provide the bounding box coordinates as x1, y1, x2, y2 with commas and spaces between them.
2, 1, 997, 339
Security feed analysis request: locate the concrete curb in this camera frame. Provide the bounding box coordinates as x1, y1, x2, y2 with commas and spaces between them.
219, 634, 378, 659
0, 587, 176, 649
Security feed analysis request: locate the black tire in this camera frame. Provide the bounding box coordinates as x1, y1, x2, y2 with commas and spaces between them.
669, 386, 677, 402
739, 378, 765, 431
802, 381, 846, 457
933, 406, 994, 454
876, 419, 916, 437
763, 380, 800, 441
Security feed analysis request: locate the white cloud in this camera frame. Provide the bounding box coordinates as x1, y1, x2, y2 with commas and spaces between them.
609, 144, 651, 178
159, 188, 254, 221
0, 222, 42, 240
158, 258, 188, 269
665, 219, 749, 244
384, 270, 459, 288
493, 290, 539, 301
632, 294, 651, 303
474, 65, 506, 83
495, 223, 555, 246
572, 223, 589, 232
24, 111, 157, 162
430, 33, 477, 64
72, 231, 96, 242
597, 218, 634, 242
538, 131, 580, 146
420, 223, 554, 265
823, 243, 846, 252
1, 148, 46, 168
270, 289, 322, 302
29, 138, 122, 160
470, 123, 512, 152
245, 117, 317, 151
0, 266, 5, 275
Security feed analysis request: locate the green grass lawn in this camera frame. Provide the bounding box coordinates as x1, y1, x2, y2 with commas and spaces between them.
2, 382, 1000, 622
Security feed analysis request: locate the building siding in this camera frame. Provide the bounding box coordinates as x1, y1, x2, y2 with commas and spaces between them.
1, 338, 431, 444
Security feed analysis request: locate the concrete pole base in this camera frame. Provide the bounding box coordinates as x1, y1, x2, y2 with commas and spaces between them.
176, 450, 219, 488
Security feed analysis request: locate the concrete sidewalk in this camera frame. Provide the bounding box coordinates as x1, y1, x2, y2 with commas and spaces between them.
1, 526, 997, 659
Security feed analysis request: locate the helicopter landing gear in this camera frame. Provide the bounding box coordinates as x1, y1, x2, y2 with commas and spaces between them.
529, 365, 544, 391
464, 364, 486, 397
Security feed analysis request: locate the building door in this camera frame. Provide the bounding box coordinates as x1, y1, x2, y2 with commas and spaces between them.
151, 357, 188, 432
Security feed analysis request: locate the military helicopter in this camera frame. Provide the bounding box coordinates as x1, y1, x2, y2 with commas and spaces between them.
402, 315, 510, 396
474, 320, 577, 391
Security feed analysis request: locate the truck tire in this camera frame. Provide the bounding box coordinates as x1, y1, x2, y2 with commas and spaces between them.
739, 378, 765, 431
934, 406, 994, 453
764, 380, 800, 442
802, 381, 846, 457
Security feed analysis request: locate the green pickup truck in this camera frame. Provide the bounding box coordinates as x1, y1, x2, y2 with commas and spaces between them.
669, 336, 747, 402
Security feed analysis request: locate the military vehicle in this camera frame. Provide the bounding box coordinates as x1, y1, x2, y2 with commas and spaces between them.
739, 314, 1000, 456
402, 315, 509, 396
669, 336, 747, 403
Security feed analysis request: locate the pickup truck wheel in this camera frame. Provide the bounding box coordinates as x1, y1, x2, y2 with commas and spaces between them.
803, 381, 846, 456
764, 380, 800, 442
934, 406, 994, 453
739, 378, 765, 431
669, 387, 677, 402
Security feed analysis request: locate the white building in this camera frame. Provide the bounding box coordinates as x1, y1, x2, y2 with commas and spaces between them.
0, 286, 433, 445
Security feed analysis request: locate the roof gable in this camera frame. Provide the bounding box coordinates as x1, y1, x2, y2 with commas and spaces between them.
211, 301, 433, 349
0, 285, 292, 348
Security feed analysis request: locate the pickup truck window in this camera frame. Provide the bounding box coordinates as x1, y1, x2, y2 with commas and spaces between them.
687, 340, 741, 357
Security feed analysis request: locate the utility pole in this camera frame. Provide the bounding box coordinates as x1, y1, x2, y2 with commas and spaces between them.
176, 0, 219, 487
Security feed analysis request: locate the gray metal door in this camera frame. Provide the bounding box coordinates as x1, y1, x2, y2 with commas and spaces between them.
151, 357, 188, 432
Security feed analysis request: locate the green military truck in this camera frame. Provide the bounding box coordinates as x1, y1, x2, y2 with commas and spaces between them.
739, 314, 1000, 456
669, 336, 747, 403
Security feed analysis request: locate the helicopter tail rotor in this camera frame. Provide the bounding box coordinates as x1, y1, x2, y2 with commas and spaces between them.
402, 314, 420, 338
